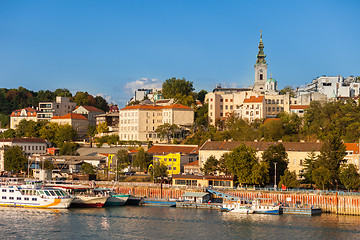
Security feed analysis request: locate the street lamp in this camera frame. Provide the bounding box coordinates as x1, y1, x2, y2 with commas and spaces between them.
274, 162, 278, 190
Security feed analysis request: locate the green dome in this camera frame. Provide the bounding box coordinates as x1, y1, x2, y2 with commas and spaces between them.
266, 77, 277, 83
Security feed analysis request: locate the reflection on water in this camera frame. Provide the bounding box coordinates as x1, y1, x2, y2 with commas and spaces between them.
1, 206, 360, 239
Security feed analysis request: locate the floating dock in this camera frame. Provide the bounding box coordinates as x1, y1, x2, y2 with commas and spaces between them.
176, 202, 222, 210
141, 198, 177, 207
281, 207, 321, 215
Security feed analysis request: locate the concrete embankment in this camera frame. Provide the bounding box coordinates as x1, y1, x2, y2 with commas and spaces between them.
99, 182, 360, 215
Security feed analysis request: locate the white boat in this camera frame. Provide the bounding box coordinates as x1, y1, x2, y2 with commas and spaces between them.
0, 184, 73, 209
50, 184, 109, 208
251, 198, 280, 214
223, 200, 254, 214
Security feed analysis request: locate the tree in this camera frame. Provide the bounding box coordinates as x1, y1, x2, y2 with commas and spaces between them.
156, 123, 179, 143
54, 88, 72, 98
55, 124, 77, 145
2, 129, 15, 138
43, 159, 54, 170
279, 169, 300, 188
15, 120, 43, 138
279, 86, 295, 97
251, 162, 270, 187
260, 119, 284, 141
133, 147, 149, 171
339, 164, 360, 190
162, 77, 195, 106
223, 144, 259, 185
151, 161, 168, 181
82, 162, 95, 174
94, 95, 109, 112
196, 89, 208, 103
262, 143, 288, 185
116, 149, 130, 172
39, 122, 59, 144
96, 122, 109, 134
313, 166, 332, 190
59, 142, 79, 155
4, 146, 28, 173
201, 155, 219, 176
316, 135, 346, 188
302, 151, 318, 184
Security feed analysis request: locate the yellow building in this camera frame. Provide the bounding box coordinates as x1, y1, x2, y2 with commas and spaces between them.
147, 144, 199, 176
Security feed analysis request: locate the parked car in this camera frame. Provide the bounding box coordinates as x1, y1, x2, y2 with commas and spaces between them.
124, 171, 135, 176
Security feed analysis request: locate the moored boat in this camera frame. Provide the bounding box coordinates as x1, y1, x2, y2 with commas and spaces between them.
251, 198, 280, 214
94, 188, 130, 207
0, 184, 73, 209
222, 199, 254, 214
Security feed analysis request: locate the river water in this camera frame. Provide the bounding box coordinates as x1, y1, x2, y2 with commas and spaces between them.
1, 206, 360, 240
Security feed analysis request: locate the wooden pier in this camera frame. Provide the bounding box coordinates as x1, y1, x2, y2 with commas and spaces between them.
176, 202, 222, 210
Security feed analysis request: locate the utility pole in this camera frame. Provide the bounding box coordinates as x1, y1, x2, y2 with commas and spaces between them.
274, 162, 278, 190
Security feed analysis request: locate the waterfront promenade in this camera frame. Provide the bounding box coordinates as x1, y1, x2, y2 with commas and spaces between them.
94, 181, 360, 216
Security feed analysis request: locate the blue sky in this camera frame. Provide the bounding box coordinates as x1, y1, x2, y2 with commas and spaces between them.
0, 0, 359, 106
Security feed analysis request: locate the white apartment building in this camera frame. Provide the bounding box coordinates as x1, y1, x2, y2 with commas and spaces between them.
37, 96, 77, 121
119, 104, 194, 142
10, 107, 38, 129
0, 138, 48, 156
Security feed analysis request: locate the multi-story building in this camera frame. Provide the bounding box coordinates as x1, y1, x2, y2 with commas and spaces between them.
73, 106, 105, 126
147, 144, 199, 175
119, 104, 194, 142
0, 137, 48, 156
51, 113, 89, 137
37, 97, 77, 121
10, 107, 38, 129
239, 96, 266, 122
198, 140, 323, 179
95, 112, 119, 132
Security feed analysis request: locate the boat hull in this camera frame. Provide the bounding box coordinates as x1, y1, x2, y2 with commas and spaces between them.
104, 194, 130, 206
71, 196, 109, 208
0, 197, 73, 209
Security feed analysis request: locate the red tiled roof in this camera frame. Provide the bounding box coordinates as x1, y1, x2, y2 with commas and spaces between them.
184, 160, 199, 166
162, 104, 192, 110
147, 145, 199, 155
76, 106, 105, 113
243, 96, 264, 103
290, 105, 310, 110
345, 143, 360, 154
52, 113, 88, 120
10, 107, 38, 117
0, 137, 46, 143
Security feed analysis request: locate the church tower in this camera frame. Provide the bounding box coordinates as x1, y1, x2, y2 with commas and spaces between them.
253, 33, 268, 92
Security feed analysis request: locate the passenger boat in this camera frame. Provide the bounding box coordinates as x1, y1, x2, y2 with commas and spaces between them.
222, 199, 254, 214
0, 183, 73, 209
50, 185, 109, 208
251, 198, 280, 214
94, 188, 130, 206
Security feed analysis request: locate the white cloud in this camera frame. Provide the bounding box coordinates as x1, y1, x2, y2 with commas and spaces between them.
124, 78, 162, 93
96, 93, 115, 104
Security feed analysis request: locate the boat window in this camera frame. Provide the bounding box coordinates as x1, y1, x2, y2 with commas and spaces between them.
2, 189, 6, 192
9, 190, 14, 193
9, 197, 14, 200
44, 191, 51, 196
24, 197, 29, 201
54, 190, 62, 196
32, 198, 37, 201
2, 196, 6, 199
59, 190, 66, 196
39, 191, 44, 195
49, 191, 56, 196
17, 197, 21, 200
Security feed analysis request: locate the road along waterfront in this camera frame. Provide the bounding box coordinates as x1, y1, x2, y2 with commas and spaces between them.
1, 206, 360, 240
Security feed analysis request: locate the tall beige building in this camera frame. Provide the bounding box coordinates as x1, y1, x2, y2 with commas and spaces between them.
51, 113, 89, 137
119, 104, 194, 142
37, 97, 77, 121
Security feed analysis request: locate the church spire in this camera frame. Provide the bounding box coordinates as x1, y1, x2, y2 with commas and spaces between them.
256, 31, 267, 65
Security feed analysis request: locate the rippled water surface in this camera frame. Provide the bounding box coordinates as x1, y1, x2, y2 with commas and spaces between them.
1, 206, 360, 240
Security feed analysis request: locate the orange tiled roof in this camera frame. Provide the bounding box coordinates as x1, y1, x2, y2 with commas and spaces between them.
10, 107, 38, 117
345, 143, 360, 154
290, 105, 310, 110
147, 145, 199, 155
184, 160, 199, 166
52, 113, 88, 120
243, 96, 264, 103
162, 104, 192, 110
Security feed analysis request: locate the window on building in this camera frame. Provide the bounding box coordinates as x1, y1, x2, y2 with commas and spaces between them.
260, 74, 263, 80
225, 105, 228, 110
220, 105, 223, 110
272, 107, 275, 111
220, 99, 223, 102
230, 105, 233, 110
268, 107, 271, 112
225, 99, 228, 102
272, 100, 275, 104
